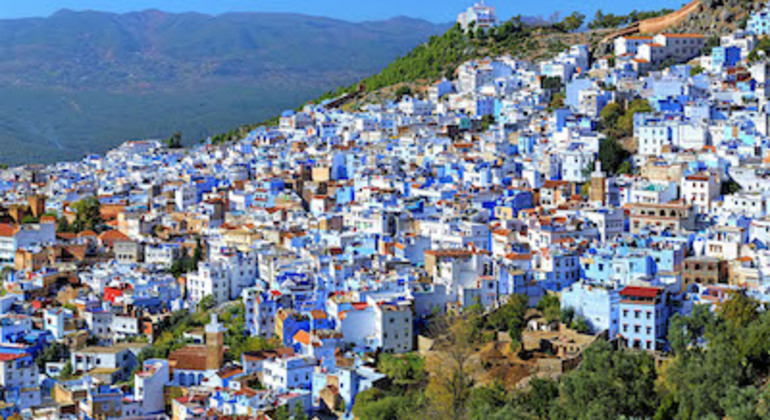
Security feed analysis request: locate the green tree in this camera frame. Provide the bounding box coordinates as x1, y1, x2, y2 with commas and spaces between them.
617, 98, 652, 137
167, 131, 183, 149
71, 195, 101, 232
598, 137, 630, 175
352, 388, 425, 420
554, 340, 659, 418
273, 404, 290, 420
569, 316, 591, 334
479, 114, 496, 132
721, 177, 742, 195
599, 102, 623, 132
56, 217, 71, 233
21, 215, 39, 224
749, 38, 770, 63
560, 307, 575, 324
59, 361, 75, 379
536, 294, 560, 324
293, 402, 308, 420
542, 76, 562, 94
616, 161, 633, 175
720, 290, 760, 327
377, 353, 427, 388
198, 295, 216, 311
690, 65, 705, 77
487, 294, 528, 352
35, 341, 70, 369
547, 93, 565, 112
395, 86, 412, 100
561, 12, 586, 32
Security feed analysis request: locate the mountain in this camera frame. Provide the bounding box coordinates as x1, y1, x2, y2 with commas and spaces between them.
0, 10, 449, 165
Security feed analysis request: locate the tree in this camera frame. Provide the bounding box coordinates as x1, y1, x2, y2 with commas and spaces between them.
560, 307, 575, 324
721, 177, 742, 195
667, 305, 714, 354
56, 217, 71, 233
598, 137, 630, 175
554, 340, 659, 418
71, 196, 102, 232
542, 76, 562, 94
690, 65, 705, 77
720, 290, 760, 327
475, 26, 487, 41
522, 377, 558, 418
616, 161, 633, 175
395, 86, 412, 101
21, 215, 38, 224
36, 341, 70, 369
377, 353, 427, 388
570, 316, 591, 334
479, 114, 495, 132
273, 404, 290, 420
167, 131, 183, 149
600, 102, 624, 131
536, 294, 560, 324
749, 38, 770, 63
561, 12, 586, 32
487, 294, 529, 353
616, 98, 652, 137
293, 402, 308, 420
547, 93, 565, 112
59, 361, 74, 379
353, 390, 422, 420
198, 295, 216, 312
425, 311, 482, 419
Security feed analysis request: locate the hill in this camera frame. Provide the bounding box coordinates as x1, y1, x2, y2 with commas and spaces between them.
0, 10, 449, 165
315, 0, 763, 107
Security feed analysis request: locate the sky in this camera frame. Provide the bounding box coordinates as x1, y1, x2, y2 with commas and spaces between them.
0, 1, 691, 22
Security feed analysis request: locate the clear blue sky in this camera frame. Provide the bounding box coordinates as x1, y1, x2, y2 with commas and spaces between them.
0, 0, 690, 22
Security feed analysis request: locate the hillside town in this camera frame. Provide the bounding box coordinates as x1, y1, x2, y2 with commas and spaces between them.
3, 2, 770, 419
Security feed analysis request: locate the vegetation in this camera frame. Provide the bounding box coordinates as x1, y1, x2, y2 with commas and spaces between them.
221, 302, 279, 362
170, 237, 203, 277
596, 99, 653, 175
536, 293, 560, 324
690, 65, 705, 77
722, 177, 743, 195
394, 86, 413, 101
69, 195, 102, 232
318, 16, 587, 105
35, 341, 70, 369
749, 38, 770, 63
21, 215, 39, 224
598, 136, 631, 176
167, 132, 183, 149
479, 115, 496, 132
600, 99, 652, 139
588, 8, 675, 30
487, 294, 529, 352
58, 361, 75, 380
557, 12, 586, 33
354, 292, 770, 419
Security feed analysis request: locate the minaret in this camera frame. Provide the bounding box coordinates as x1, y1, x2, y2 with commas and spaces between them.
205, 314, 225, 371
589, 161, 607, 205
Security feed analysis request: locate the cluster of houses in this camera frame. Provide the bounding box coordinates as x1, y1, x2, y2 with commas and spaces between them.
2, 3, 770, 420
